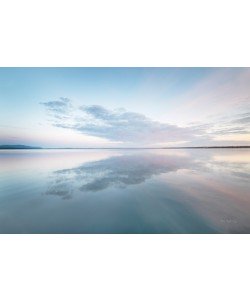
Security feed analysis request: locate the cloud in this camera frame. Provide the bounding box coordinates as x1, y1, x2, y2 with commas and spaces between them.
41, 99, 204, 144
208, 112, 250, 137
212, 127, 250, 135
40, 97, 72, 118
76, 105, 200, 143
40, 98, 250, 146
232, 112, 250, 125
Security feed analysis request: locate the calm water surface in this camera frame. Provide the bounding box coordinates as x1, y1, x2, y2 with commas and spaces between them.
0, 149, 249, 233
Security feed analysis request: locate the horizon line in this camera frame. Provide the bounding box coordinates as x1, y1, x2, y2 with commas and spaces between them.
0, 144, 250, 150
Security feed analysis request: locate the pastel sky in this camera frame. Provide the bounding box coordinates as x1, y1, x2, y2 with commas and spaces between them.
0, 68, 250, 147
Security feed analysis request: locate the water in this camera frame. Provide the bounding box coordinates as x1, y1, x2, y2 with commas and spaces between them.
0, 149, 249, 233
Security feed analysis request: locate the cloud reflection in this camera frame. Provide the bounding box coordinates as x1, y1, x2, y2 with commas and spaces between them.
45, 150, 250, 200
46, 153, 193, 199
1, 149, 249, 233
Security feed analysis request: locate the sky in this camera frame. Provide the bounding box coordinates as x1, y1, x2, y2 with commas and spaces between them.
0, 67, 250, 147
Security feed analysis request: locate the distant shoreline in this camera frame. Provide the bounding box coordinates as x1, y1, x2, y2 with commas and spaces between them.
0, 145, 250, 150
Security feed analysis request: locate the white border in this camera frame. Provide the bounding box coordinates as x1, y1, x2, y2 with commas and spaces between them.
0, 235, 250, 300
0, 0, 250, 67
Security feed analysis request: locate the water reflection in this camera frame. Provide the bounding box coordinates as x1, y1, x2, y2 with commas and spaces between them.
46, 153, 194, 198
45, 149, 250, 199
0, 149, 249, 233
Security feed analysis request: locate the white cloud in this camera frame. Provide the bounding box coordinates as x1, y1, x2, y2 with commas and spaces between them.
41, 99, 205, 144
40, 98, 250, 146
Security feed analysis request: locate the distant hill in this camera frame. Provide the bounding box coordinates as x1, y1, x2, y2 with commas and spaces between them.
0, 145, 42, 149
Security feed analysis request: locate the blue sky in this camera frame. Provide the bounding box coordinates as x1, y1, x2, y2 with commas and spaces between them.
0, 68, 249, 147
